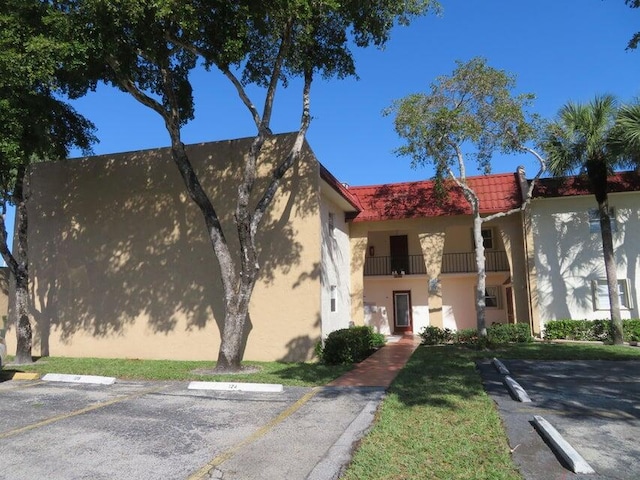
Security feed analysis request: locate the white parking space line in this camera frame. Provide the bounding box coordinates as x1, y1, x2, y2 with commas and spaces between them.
188, 381, 283, 392
0, 384, 167, 440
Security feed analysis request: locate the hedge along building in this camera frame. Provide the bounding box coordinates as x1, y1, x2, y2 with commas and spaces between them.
10, 134, 360, 362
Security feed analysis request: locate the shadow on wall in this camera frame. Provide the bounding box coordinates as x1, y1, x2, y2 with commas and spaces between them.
533, 173, 640, 321
28, 135, 320, 360
619, 207, 639, 318
280, 314, 322, 362
533, 209, 622, 320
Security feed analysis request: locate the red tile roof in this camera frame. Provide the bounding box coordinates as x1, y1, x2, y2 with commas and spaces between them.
347, 173, 522, 222
533, 171, 640, 198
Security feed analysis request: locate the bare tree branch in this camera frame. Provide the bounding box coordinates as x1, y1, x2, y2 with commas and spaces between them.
251, 67, 313, 236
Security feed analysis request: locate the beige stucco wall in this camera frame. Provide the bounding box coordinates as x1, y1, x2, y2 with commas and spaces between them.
496, 213, 531, 326
363, 276, 429, 334
24, 135, 324, 362
441, 272, 511, 330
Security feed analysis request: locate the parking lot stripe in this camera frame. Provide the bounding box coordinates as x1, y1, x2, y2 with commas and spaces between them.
0, 384, 167, 440
187, 386, 322, 480
0, 380, 44, 391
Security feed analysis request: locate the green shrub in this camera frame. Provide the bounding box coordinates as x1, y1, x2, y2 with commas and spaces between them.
543, 319, 604, 341
486, 323, 511, 345
370, 332, 387, 349
319, 326, 379, 365
544, 319, 588, 340
544, 319, 640, 342
420, 324, 531, 347
419, 326, 452, 345
454, 328, 478, 344
487, 323, 532, 344
624, 319, 640, 342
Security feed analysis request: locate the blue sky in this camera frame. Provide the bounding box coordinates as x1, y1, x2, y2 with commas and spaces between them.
4, 1, 637, 263
65, 0, 640, 188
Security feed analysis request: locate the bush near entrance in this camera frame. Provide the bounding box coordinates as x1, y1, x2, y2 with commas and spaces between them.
318, 326, 386, 365
543, 319, 640, 342
419, 323, 533, 346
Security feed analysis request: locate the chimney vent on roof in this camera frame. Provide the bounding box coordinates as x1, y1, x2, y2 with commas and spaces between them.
516, 165, 528, 203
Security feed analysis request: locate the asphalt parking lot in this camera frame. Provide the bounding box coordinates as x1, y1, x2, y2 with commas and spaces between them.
0, 379, 385, 480
479, 359, 640, 480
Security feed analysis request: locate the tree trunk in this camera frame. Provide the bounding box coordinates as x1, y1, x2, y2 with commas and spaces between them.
215, 282, 254, 371
473, 214, 487, 337
14, 271, 32, 364
12, 167, 32, 364
599, 198, 623, 344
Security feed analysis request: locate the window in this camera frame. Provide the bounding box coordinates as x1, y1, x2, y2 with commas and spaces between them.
484, 286, 501, 308
328, 212, 335, 236
592, 279, 633, 310
473, 228, 494, 250
476, 285, 501, 309
481, 229, 494, 249
330, 285, 337, 312
588, 208, 617, 233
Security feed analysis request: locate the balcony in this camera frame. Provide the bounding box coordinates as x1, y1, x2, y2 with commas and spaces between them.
363, 251, 510, 276
364, 255, 427, 276
441, 251, 510, 274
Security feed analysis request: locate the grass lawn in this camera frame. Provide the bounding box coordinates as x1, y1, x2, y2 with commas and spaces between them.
2, 356, 351, 387
341, 341, 640, 480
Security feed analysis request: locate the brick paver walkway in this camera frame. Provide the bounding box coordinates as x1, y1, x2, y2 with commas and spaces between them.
327, 335, 420, 388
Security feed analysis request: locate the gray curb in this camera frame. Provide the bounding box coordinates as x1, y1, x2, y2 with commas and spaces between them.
533, 415, 595, 474
492, 357, 510, 375
306, 397, 383, 480
503, 375, 532, 402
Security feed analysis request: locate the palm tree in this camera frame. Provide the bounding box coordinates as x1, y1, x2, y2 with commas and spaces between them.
542, 95, 640, 345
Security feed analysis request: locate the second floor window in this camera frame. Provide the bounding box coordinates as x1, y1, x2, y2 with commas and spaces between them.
473, 228, 494, 250
588, 208, 617, 234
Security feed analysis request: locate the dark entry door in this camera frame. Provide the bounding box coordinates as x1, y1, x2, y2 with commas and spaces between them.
393, 290, 413, 333
390, 235, 409, 274
506, 286, 515, 323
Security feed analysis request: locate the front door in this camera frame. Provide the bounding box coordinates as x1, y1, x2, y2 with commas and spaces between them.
506, 286, 515, 323
393, 290, 412, 333
390, 235, 409, 274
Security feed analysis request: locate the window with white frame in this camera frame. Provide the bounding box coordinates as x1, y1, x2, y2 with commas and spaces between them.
592, 279, 633, 310
476, 285, 501, 308
588, 208, 617, 234
472, 228, 494, 250
481, 228, 494, 249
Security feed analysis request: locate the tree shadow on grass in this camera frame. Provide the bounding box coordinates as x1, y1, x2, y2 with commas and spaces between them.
389, 345, 489, 409
271, 362, 351, 385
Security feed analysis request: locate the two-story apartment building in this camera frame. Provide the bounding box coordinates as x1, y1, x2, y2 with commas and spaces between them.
5, 135, 640, 361
346, 173, 531, 336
